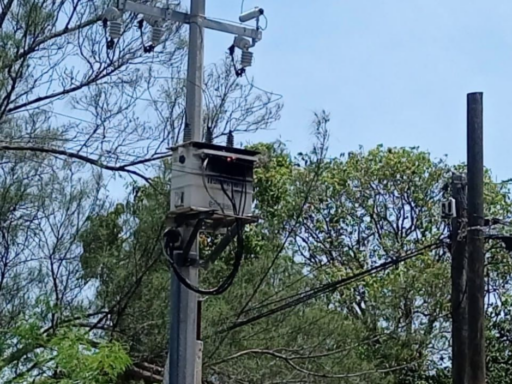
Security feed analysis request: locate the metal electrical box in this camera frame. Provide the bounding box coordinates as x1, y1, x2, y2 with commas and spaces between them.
169, 141, 259, 219
441, 197, 456, 219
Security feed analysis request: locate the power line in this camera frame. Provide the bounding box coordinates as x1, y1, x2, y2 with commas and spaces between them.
238, 261, 331, 317
46, 109, 97, 124
241, 241, 446, 315
244, 73, 283, 103
18, 107, 98, 125
222, 240, 446, 333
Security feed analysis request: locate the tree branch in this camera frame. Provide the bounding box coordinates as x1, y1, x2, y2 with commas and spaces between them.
6, 64, 123, 114
208, 348, 416, 379
10, 16, 102, 66
122, 365, 164, 383
0, 144, 154, 183
0, 0, 15, 30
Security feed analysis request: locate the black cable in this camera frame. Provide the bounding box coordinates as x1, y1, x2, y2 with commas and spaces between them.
259, 14, 268, 31
238, 261, 331, 317
243, 241, 445, 314
220, 179, 238, 215
201, 158, 225, 215
228, 44, 245, 78
164, 225, 243, 296
238, 177, 245, 216
163, 178, 246, 296
243, 73, 284, 103
232, 242, 445, 329
222, 241, 445, 332
164, 238, 242, 296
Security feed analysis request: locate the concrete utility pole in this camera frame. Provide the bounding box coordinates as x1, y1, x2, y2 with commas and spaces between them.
101, 2, 264, 382
183, 0, 205, 143
450, 173, 468, 384
169, 2, 204, 381
169, 226, 200, 384
466, 92, 485, 384
169, 3, 262, 383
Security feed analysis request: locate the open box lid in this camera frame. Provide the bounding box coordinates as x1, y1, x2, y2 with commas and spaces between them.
169, 141, 260, 161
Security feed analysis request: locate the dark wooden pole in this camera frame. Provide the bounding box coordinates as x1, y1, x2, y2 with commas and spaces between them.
466, 92, 485, 384
451, 173, 468, 384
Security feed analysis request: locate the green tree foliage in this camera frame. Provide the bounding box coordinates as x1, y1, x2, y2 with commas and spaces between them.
0, 147, 132, 382
1, 89, 131, 384
1, 0, 283, 380
2, 1, 510, 376
78, 128, 512, 383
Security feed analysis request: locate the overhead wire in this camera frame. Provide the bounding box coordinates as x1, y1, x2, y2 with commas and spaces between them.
24, 107, 98, 125
222, 240, 446, 332
238, 261, 332, 317
244, 73, 284, 103
243, 241, 445, 315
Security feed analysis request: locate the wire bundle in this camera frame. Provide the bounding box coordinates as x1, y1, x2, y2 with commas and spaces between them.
223, 240, 446, 332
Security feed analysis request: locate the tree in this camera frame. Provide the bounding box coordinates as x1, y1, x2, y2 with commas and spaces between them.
0, 0, 282, 182
77, 118, 378, 383
234, 145, 512, 383
75, 119, 429, 382
0, 133, 131, 382
1, 1, 282, 380
4, 3, 510, 376
78, 126, 512, 383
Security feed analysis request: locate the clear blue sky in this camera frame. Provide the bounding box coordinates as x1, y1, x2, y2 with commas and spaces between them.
203, 0, 512, 181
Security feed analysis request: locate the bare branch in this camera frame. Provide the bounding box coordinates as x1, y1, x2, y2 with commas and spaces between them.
208, 348, 417, 379
11, 16, 102, 66
0, 144, 155, 183
0, 0, 15, 33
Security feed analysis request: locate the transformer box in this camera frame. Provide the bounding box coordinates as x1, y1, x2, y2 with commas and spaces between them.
169, 141, 259, 222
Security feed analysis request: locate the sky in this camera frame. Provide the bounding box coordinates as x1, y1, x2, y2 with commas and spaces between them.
200, 0, 512, 182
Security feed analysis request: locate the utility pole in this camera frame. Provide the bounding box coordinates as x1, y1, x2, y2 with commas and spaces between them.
169, 225, 199, 384
450, 173, 468, 384
466, 92, 485, 384
183, 0, 205, 143
169, 1, 204, 382
101, 2, 264, 383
